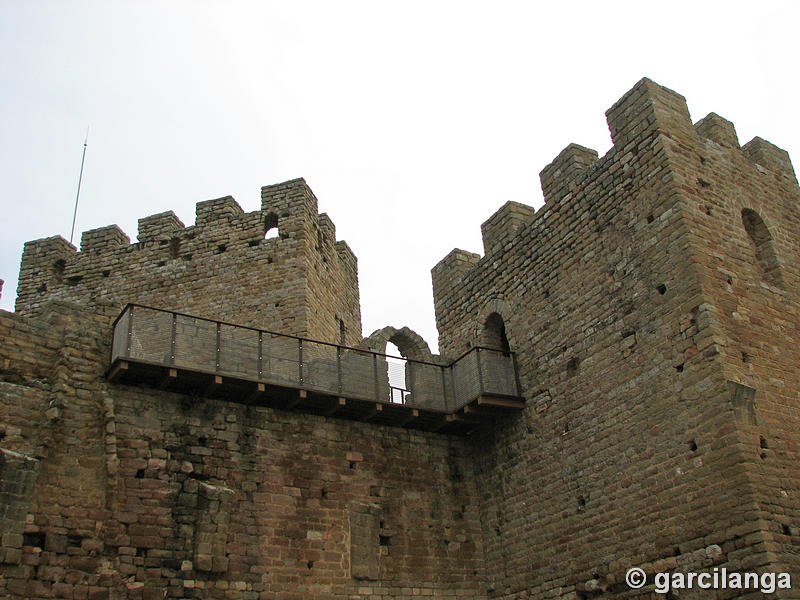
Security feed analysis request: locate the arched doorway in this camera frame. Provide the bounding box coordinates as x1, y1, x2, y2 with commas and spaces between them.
483, 312, 510, 353
361, 326, 435, 407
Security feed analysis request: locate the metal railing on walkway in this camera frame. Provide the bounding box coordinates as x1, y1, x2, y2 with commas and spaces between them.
110, 304, 520, 414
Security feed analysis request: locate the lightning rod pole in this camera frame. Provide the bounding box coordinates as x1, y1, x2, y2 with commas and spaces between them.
69, 128, 89, 245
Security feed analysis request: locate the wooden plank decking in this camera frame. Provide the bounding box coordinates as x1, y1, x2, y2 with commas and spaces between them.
107, 358, 524, 435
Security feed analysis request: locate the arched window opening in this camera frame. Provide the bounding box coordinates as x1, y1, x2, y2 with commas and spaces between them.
264, 212, 279, 240
52, 259, 66, 283
362, 326, 434, 406
479, 312, 518, 398
385, 341, 407, 403
741, 209, 783, 288
484, 312, 510, 353
168, 237, 181, 259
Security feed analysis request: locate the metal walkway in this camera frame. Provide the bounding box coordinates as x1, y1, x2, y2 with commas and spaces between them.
107, 304, 524, 435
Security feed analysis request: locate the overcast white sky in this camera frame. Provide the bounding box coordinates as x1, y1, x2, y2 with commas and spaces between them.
1, 1, 798, 352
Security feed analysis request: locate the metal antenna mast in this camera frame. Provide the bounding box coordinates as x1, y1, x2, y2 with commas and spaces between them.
69, 127, 89, 245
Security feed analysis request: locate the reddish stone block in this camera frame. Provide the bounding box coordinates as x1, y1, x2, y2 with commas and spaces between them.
88, 586, 110, 600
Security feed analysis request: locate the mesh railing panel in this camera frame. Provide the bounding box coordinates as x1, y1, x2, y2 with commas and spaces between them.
129, 307, 172, 364
441, 367, 457, 413
219, 324, 259, 378
451, 350, 481, 409
341, 350, 377, 401
174, 315, 217, 372
405, 362, 448, 411
111, 309, 130, 362
262, 334, 300, 387
478, 352, 518, 397
111, 306, 521, 412
303, 341, 339, 394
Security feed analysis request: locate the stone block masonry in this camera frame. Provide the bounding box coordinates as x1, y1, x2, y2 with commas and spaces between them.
1, 299, 486, 598
15, 178, 362, 347
433, 77, 800, 598
2, 78, 799, 599
0, 448, 40, 566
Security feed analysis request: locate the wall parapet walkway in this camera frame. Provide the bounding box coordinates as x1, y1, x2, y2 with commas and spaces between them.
108, 304, 523, 434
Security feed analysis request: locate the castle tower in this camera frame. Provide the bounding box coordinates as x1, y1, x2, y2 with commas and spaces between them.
433, 78, 800, 595
15, 178, 361, 345
2, 79, 798, 599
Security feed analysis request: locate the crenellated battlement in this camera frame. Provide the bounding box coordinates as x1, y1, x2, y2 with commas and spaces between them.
194, 195, 244, 227
605, 77, 696, 152
741, 136, 797, 182
427, 78, 800, 594
318, 213, 337, 252
431, 249, 481, 309
432, 79, 798, 347
80, 225, 130, 253
3, 77, 800, 599
480, 201, 536, 257
136, 210, 185, 242
539, 143, 599, 205
16, 178, 362, 344
694, 112, 739, 148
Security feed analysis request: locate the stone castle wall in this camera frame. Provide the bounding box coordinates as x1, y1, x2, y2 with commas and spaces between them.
15, 178, 361, 346
0, 301, 488, 599
2, 78, 799, 599
665, 108, 800, 584
432, 79, 800, 597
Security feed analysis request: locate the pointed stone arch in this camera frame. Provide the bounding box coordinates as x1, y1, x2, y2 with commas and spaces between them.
741, 208, 784, 288
361, 326, 433, 362
484, 313, 510, 353
475, 298, 513, 351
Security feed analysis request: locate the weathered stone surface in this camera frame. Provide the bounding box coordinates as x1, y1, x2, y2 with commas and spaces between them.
15, 178, 362, 346
2, 78, 799, 599
432, 77, 800, 598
